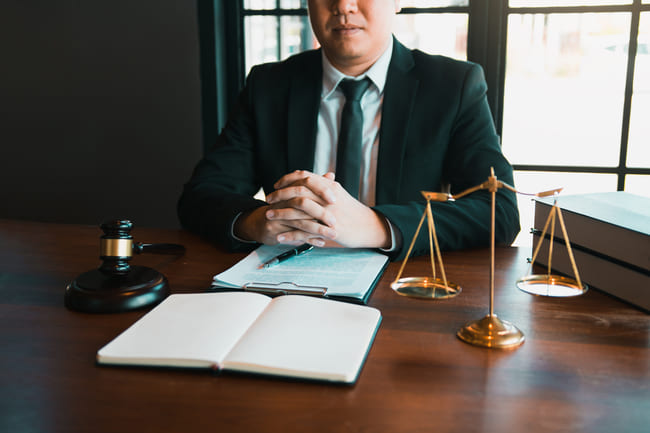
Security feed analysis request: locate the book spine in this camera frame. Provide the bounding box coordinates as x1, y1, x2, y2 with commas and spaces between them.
532, 233, 650, 312
534, 201, 650, 271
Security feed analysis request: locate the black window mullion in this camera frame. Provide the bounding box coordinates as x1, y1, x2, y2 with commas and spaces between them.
242, 9, 306, 16
467, 0, 491, 122
486, 0, 508, 137
399, 6, 468, 14
276, 1, 282, 61
197, 0, 219, 153
618, 0, 642, 190
225, 1, 245, 112
513, 164, 650, 174
507, 4, 635, 14
301, 14, 312, 52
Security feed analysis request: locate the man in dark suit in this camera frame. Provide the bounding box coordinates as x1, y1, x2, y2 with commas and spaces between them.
178, 0, 520, 261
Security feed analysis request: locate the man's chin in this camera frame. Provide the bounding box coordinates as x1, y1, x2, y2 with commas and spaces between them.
328, 48, 368, 66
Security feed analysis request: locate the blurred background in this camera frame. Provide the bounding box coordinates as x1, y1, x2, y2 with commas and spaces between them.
1, 1, 648, 245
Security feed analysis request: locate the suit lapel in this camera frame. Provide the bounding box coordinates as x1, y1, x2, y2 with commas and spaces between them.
376, 39, 418, 204
284, 44, 417, 202
287, 51, 322, 172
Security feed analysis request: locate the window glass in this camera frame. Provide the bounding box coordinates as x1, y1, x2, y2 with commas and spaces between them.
512, 171, 617, 246
401, 0, 468, 6
394, 13, 468, 60
625, 175, 650, 198
509, 1, 632, 6
244, 0, 279, 9
244, 13, 469, 73
502, 13, 631, 167
244, 16, 313, 74
279, 0, 306, 7
244, 16, 279, 71
280, 16, 313, 59
626, 12, 650, 168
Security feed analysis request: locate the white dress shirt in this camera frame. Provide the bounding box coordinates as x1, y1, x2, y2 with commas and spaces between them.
313, 38, 393, 207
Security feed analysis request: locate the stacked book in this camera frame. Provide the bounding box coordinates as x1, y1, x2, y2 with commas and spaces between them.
531, 191, 650, 312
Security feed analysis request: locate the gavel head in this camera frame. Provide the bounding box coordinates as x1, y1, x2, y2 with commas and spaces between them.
99, 219, 135, 275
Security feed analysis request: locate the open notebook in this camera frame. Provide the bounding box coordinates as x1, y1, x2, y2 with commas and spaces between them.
97, 292, 382, 384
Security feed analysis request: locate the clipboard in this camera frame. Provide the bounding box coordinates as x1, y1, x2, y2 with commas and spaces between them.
243, 281, 327, 297
210, 245, 389, 305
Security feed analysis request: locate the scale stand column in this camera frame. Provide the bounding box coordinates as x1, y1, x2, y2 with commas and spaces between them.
456, 169, 525, 349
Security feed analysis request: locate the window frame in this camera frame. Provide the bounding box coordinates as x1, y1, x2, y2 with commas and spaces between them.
504, 0, 650, 190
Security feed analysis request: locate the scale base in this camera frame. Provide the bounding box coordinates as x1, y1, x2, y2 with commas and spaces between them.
65, 265, 169, 313
457, 314, 524, 349
517, 274, 587, 297
391, 277, 461, 300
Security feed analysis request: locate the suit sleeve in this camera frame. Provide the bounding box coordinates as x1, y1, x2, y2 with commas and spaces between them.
374, 63, 520, 261
177, 67, 267, 252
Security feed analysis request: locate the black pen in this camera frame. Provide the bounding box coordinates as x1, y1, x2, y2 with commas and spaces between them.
260, 244, 314, 269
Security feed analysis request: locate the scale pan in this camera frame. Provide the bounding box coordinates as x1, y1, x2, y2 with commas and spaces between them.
517, 274, 587, 297
391, 277, 461, 299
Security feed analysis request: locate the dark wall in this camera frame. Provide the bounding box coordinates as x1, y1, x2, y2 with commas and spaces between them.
0, 1, 203, 228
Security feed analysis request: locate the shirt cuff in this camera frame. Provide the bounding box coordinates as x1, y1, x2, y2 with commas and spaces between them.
230, 212, 258, 244
379, 216, 402, 253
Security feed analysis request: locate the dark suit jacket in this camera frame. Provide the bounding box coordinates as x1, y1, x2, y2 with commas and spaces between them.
178, 38, 520, 260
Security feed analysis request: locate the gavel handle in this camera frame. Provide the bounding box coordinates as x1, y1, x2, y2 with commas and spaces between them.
134, 243, 186, 255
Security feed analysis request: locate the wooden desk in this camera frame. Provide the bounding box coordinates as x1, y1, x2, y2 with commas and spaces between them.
1, 219, 648, 433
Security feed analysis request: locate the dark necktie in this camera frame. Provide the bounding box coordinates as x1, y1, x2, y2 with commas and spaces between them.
336, 78, 371, 199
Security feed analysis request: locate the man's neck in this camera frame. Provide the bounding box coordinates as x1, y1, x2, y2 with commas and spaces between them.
324, 38, 393, 77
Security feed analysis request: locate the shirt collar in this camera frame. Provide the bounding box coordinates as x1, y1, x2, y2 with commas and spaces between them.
321, 37, 393, 99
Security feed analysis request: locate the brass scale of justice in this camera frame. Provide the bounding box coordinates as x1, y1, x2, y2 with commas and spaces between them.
391, 167, 587, 349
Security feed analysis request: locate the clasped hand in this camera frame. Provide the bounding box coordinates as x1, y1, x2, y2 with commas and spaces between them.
234, 170, 390, 249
